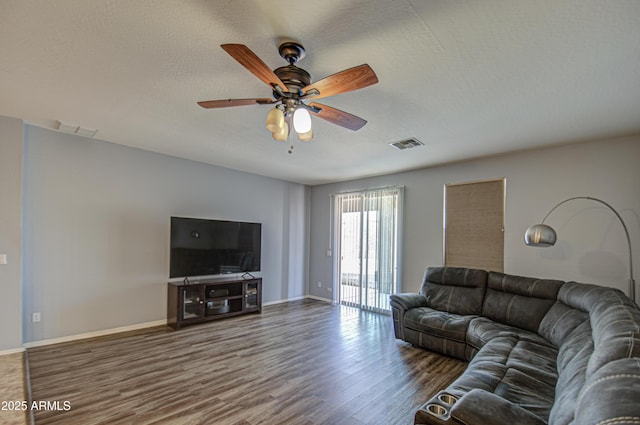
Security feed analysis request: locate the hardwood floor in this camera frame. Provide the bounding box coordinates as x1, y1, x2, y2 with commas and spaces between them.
27, 299, 466, 425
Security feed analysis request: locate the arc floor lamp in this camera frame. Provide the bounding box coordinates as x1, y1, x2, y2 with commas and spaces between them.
524, 196, 636, 304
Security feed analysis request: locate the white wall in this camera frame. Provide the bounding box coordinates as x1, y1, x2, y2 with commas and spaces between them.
0, 116, 23, 351
22, 125, 309, 343
308, 135, 640, 302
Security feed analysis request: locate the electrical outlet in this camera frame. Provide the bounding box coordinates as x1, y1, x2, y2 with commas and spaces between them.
32, 312, 41, 323
317, 281, 322, 288
0, 254, 7, 265
327, 287, 332, 293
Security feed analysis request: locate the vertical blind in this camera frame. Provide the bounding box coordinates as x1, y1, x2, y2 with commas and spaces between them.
335, 187, 402, 313
444, 179, 505, 272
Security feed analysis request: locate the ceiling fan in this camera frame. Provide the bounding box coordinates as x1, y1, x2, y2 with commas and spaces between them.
198, 42, 378, 142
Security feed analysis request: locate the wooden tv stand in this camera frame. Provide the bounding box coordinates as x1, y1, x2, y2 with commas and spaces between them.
167, 277, 262, 330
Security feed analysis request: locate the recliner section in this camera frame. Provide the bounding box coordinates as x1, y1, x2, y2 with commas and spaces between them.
390, 266, 640, 425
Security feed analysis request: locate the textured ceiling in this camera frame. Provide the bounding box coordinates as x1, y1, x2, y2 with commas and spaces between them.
1, 1, 640, 185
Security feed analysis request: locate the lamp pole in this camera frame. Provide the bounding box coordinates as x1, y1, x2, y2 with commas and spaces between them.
525, 196, 635, 304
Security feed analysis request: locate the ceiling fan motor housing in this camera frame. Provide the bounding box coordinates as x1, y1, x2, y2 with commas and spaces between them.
273, 65, 311, 96
274, 41, 312, 97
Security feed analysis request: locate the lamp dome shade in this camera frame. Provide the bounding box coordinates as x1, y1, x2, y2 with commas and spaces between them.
524, 224, 557, 247
293, 108, 312, 133
266, 108, 285, 133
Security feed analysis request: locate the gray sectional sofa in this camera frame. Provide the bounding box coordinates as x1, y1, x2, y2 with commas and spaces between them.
390, 266, 640, 425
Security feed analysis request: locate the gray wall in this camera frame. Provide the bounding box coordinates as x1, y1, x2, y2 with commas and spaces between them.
9, 115, 640, 348
309, 135, 640, 300
0, 116, 24, 351
22, 125, 309, 343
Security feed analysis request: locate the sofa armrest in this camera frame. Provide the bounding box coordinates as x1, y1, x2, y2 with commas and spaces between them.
451, 389, 546, 425
390, 293, 428, 311
389, 293, 427, 340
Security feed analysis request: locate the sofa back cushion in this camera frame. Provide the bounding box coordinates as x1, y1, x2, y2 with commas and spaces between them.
540, 295, 591, 425
481, 272, 563, 333
538, 301, 588, 347
574, 358, 640, 425
548, 320, 593, 425
420, 267, 488, 316
558, 281, 640, 375
549, 281, 640, 425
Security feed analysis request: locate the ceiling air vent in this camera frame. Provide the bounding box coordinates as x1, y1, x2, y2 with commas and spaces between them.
389, 137, 424, 151
57, 121, 98, 138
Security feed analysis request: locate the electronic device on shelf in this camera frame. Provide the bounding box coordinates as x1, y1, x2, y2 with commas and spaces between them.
169, 216, 262, 279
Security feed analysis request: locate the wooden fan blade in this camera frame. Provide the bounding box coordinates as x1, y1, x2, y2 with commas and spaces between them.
309, 102, 367, 131
303, 64, 378, 100
197, 98, 274, 109
221, 44, 287, 92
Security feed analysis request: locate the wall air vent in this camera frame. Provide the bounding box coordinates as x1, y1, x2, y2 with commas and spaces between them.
389, 137, 424, 151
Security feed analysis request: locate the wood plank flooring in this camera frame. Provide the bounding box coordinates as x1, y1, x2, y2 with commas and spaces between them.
0, 352, 28, 425
27, 299, 466, 425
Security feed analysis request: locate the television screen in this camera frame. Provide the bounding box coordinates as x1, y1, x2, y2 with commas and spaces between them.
170, 217, 261, 278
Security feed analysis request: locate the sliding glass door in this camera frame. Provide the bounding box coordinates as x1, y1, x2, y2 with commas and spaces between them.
335, 188, 402, 313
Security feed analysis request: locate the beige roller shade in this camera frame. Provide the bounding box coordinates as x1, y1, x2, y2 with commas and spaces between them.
444, 179, 504, 272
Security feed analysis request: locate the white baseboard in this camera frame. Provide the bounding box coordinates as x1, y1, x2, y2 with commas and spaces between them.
262, 295, 307, 306
22, 296, 335, 349
23, 320, 167, 349
0, 347, 25, 356
263, 295, 334, 306
307, 295, 334, 303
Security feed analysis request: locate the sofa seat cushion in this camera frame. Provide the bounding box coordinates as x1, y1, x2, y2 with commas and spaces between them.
494, 367, 555, 421
470, 335, 558, 386
446, 359, 508, 396
403, 307, 475, 360
404, 307, 475, 343
446, 362, 554, 423
466, 317, 550, 355
448, 335, 556, 422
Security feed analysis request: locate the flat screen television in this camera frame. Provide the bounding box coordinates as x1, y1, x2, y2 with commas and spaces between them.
170, 217, 262, 278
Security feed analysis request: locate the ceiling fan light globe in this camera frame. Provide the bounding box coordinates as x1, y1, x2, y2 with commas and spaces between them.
266, 108, 285, 133
298, 128, 313, 142
293, 108, 312, 133
272, 121, 288, 142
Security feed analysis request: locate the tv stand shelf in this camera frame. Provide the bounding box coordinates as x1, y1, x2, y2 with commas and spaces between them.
167, 277, 262, 330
